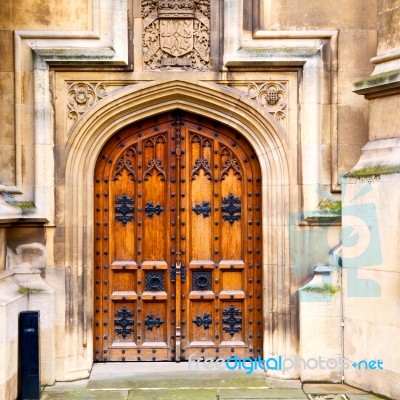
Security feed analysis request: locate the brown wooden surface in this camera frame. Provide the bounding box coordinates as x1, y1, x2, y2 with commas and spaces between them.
94, 112, 263, 362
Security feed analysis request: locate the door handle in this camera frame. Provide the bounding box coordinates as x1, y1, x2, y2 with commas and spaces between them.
170, 263, 186, 283
170, 266, 176, 283
181, 264, 186, 283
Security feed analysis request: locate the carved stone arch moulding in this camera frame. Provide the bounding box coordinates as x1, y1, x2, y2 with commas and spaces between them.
64, 80, 292, 370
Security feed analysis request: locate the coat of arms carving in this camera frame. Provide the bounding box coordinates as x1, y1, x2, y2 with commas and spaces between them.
142, 0, 210, 70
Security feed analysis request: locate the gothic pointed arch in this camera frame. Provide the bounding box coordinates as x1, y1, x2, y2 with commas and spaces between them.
63, 80, 293, 369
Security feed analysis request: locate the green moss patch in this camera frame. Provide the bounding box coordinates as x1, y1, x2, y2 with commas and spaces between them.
18, 287, 43, 295
353, 69, 400, 90
345, 164, 400, 179
302, 283, 340, 295
12, 201, 35, 209
5, 200, 36, 215
317, 199, 342, 216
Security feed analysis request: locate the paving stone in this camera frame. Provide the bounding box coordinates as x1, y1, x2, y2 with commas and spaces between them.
303, 384, 367, 394
304, 390, 385, 400
43, 379, 89, 392
218, 388, 308, 399
127, 388, 217, 400
87, 377, 268, 390
346, 395, 387, 400
87, 362, 268, 390
41, 389, 129, 399
306, 394, 350, 400
40, 364, 383, 400
266, 378, 303, 389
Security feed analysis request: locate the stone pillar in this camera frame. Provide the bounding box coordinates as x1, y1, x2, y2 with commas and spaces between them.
299, 265, 343, 383
0, 228, 5, 271
0, 195, 22, 271
0, 196, 20, 400
344, 1, 400, 399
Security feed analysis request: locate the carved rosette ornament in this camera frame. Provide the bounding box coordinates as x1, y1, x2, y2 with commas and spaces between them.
67, 81, 133, 133
142, 0, 210, 70
67, 82, 108, 130
247, 82, 288, 130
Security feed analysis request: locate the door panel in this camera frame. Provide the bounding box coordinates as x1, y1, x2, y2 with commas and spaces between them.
94, 112, 263, 362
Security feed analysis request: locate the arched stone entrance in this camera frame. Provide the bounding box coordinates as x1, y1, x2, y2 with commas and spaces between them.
63, 80, 293, 376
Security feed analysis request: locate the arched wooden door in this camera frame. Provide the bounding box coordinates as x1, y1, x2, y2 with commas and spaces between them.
94, 112, 263, 362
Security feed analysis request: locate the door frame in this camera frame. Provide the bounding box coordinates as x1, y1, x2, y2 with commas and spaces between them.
64, 80, 295, 377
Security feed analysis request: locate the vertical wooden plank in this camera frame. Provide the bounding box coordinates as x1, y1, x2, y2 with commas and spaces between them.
142, 133, 167, 261
111, 146, 137, 261
189, 131, 213, 261
219, 146, 243, 261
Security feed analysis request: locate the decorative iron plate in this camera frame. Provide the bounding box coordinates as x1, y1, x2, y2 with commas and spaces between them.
144, 201, 164, 218
114, 306, 134, 339
192, 312, 212, 329
222, 304, 242, 337
115, 194, 134, 225
192, 271, 212, 291
221, 193, 241, 224
145, 271, 164, 291
145, 314, 165, 331
192, 201, 211, 218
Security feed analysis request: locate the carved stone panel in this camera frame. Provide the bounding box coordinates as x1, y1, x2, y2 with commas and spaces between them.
67, 81, 134, 133
247, 82, 288, 129
218, 81, 288, 132
142, 0, 210, 71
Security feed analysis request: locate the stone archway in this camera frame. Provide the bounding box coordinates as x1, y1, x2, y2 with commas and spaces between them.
63, 80, 293, 377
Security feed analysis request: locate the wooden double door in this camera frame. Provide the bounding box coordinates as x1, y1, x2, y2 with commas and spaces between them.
94, 112, 263, 362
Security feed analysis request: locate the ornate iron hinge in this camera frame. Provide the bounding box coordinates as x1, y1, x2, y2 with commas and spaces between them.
222, 304, 242, 337
221, 193, 241, 224
115, 194, 135, 225
192, 312, 212, 329
192, 200, 211, 218
144, 201, 164, 218
114, 306, 134, 339
145, 314, 164, 331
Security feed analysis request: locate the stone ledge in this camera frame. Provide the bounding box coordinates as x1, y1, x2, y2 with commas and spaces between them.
33, 47, 127, 67
302, 215, 342, 226
345, 137, 400, 178
224, 47, 317, 69
353, 69, 400, 99
0, 194, 49, 226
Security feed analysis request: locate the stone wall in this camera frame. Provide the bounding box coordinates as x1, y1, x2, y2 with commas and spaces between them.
344, 1, 400, 398
342, 170, 400, 399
